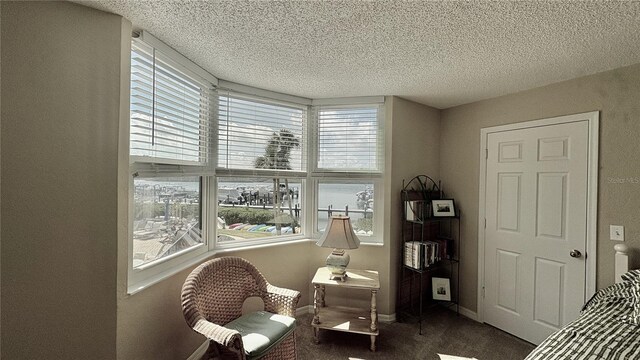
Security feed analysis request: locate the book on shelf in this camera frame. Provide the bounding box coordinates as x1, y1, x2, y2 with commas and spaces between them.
404, 241, 445, 269
404, 241, 423, 269
434, 237, 454, 260
405, 200, 425, 222
423, 241, 441, 267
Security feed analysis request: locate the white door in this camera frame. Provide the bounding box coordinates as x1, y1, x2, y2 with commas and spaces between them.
483, 121, 589, 345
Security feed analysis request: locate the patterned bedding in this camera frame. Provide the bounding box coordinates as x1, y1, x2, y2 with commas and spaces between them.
525, 280, 640, 359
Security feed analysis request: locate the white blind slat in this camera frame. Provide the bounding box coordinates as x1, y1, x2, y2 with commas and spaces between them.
130, 39, 212, 165
217, 92, 306, 172
316, 105, 382, 172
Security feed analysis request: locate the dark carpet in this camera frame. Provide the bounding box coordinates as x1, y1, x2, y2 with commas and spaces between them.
295, 309, 535, 360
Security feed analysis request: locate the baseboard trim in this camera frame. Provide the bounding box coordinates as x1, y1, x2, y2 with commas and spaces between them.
187, 340, 209, 360
379, 313, 396, 323
457, 305, 479, 322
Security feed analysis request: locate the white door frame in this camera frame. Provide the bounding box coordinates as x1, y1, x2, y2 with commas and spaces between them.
477, 111, 599, 323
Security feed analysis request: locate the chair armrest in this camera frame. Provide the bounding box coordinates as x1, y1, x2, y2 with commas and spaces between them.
192, 318, 244, 350
264, 284, 301, 317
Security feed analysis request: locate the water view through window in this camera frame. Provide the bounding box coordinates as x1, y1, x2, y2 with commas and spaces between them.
132, 177, 202, 268
217, 178, 303, 242
317, 182, 374, 237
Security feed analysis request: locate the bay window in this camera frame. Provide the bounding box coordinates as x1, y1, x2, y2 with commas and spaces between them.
127, 31, 385, 290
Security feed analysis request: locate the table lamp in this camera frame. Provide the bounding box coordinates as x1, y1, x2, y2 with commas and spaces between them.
316, 216, 360, 281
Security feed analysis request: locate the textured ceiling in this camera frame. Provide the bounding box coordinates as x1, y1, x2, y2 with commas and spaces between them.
75, 0, 640, 109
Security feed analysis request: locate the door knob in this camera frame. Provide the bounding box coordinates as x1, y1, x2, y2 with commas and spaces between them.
570, 250, 582, 258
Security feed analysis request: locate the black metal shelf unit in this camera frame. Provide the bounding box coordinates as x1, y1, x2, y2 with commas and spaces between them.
397, 175, 461, 335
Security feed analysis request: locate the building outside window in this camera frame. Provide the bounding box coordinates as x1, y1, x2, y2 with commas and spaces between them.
132, 177, 203, 268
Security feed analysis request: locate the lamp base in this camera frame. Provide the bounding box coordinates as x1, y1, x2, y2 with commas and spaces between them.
326, 248, 350, 281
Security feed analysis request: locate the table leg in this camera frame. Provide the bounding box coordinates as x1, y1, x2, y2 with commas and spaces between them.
319, 285, 326, 307
313, 284, 321, 325
370, 335, 376, 352
313, 284, 321, 344
370, 289, 378, 332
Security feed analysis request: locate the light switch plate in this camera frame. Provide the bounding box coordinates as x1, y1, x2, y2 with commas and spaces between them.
610, 225, 624, 241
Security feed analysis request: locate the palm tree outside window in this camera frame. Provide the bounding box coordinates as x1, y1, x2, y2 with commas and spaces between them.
254, 129, 300, 235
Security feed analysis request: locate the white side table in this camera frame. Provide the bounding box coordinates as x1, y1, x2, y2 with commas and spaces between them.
311, 267, 380, 351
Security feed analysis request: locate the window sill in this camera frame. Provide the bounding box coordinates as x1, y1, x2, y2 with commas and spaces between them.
126, 238, 383, 296
358, 241, 384, 247
126, 238, 309, 296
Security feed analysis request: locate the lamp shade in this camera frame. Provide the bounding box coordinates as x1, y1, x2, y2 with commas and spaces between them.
316, 216, 360, 250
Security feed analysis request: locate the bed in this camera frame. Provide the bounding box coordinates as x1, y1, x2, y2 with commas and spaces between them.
526, 244, 640, 359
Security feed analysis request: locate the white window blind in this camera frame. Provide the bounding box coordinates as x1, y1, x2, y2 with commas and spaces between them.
130, 39, 212, 165
217, 92, 306, 172
316, 105, 383, 172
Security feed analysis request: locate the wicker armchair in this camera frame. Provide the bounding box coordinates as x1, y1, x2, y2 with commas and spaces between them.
181, 257, 302, 360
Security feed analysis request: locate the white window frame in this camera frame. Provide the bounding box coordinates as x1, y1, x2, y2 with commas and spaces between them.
215, 91, 309, 174
130, 32, 217, 167
127, 31, 218, 291
312, 100, 385, 174
309, 99, 385, 244
126, 32, 387, 293
213, 175, 308, 249
128, 174, 213, 290
213, 89, 310, 249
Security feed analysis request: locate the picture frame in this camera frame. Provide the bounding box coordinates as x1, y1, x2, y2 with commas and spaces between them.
432, 277, 451, 301
431, 199, 456, 217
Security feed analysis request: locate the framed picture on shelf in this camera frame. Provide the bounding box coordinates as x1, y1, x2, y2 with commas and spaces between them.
432, 277, 451, 301
431, 199, 456, 217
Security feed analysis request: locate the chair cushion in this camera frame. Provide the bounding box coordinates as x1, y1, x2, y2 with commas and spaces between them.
225, 311, 296, 359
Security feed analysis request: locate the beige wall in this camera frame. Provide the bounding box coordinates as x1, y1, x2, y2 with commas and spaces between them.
440, 63, 640, 312
1, 1, 126, 358
387, 97, 441, 311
